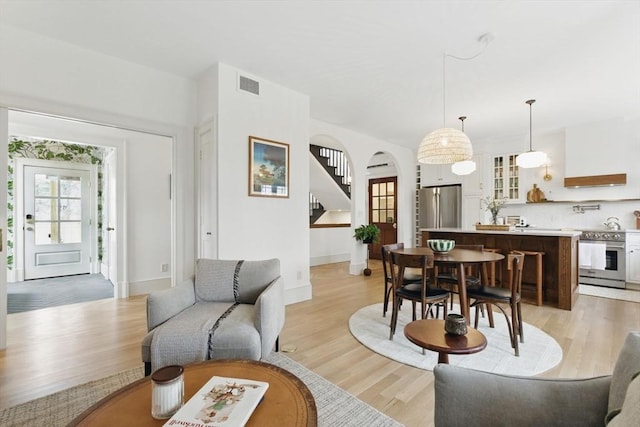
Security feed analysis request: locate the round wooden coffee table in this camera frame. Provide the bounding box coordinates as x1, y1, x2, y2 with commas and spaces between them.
404, 319, 487, 364
69, 359, 317, 426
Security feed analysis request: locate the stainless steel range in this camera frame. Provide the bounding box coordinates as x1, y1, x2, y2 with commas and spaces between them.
579, 230, 626, 289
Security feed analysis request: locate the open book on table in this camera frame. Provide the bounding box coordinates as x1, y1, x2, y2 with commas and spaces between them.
164, 376, 269, 427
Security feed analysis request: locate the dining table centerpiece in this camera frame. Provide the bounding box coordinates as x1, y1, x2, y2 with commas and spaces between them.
481, 196, 507, 225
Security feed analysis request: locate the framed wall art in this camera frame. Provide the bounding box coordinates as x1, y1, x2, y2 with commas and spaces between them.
248, 136, 290, 198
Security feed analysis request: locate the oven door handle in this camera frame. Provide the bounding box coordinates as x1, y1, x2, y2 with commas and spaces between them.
606, 244, 625, 249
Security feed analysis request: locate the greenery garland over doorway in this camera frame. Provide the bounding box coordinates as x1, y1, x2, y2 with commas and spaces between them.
7, 137, 104, 272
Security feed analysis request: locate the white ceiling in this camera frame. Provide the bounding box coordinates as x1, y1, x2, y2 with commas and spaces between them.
1, 0, 639, 151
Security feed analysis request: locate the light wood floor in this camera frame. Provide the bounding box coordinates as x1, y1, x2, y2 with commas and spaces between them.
1, 260, 639, 426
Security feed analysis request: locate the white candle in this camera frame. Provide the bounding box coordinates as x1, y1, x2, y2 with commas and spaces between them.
151, 365, 184, 419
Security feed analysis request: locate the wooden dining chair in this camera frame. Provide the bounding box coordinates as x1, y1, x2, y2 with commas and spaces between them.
467, 251, 525, 356
381, 243, 421, 317
388, 251, 449, 340
435, 244, 484, 309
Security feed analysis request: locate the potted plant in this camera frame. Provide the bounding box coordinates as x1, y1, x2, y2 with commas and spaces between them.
353, 224, 380, 244
354, 224, 380, 276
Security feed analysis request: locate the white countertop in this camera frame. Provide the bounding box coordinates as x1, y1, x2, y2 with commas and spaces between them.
420, 227, 582, 237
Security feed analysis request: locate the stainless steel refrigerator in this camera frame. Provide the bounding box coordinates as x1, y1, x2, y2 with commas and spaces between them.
419, 184, 462, 229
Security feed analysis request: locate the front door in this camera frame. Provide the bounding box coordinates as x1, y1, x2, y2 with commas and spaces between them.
368, 177, 397, 260
23, 164, 92, 279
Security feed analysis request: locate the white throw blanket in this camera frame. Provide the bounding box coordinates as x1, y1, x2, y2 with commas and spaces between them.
579, 242, 606, 270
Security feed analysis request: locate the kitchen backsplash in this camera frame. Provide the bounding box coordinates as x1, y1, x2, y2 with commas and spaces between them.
499, 200, 640, 231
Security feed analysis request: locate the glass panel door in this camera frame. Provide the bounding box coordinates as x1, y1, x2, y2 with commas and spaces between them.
24, 165, 92, 279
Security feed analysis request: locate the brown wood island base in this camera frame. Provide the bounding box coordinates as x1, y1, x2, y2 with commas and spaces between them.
422, 229, 580, 310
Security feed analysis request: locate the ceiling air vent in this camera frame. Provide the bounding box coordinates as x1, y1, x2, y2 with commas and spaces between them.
367, 163, 390, 169
238, 75, 260, 95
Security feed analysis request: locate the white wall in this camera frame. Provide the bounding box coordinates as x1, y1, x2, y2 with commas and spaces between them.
310, 227, 351, 266
315, 210, 351, 224
309, 120, 416, 274
210, 63, 311, 304
126, 133, 173, 293
0, 25, 197, 286
0, 26, 195, 127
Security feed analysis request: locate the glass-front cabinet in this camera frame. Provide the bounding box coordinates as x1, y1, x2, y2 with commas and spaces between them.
493, 154, 520, 201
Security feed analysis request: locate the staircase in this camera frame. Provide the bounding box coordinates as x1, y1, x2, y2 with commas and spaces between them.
309, 193, 325, 224
309, 144, 351, 198
309, 144, 351, 225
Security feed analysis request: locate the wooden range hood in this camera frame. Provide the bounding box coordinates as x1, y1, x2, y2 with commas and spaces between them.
564, 173, 627, 188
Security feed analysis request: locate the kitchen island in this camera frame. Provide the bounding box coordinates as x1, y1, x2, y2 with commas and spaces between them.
421, 228, 581, 310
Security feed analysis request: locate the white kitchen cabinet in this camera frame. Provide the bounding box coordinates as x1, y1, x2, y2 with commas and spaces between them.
627, 232, 640, 284
461, 154, 484, 196
492, 154, 522, 202
420, 163, 460, 186
462, 195, 483, 229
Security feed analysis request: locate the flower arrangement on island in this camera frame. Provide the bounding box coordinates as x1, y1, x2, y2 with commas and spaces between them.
481, 196, 507, 224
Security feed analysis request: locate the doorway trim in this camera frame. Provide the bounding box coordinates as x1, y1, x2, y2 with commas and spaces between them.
15, 158, 99, 281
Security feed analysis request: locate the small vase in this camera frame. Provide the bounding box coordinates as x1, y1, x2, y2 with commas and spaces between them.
491, 213, 498, 225
444, 314, 467, 336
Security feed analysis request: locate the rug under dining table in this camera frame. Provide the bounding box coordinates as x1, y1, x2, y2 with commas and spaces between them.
349, 302, 563, 376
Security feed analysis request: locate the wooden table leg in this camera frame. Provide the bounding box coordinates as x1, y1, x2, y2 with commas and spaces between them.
438, 352, 449, 364
456, 263, 469, 325
480, 262, 495, 328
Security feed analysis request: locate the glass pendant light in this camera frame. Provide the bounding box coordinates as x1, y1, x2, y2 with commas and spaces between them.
516, 99, 547, 168
451, 116, 476, 175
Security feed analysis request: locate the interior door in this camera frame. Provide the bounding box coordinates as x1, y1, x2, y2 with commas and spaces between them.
368, 177, 397, 260
198, 120, 217, 259
23, 165, 91, 279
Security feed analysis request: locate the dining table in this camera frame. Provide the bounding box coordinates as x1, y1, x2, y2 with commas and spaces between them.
391, 247, 505, 325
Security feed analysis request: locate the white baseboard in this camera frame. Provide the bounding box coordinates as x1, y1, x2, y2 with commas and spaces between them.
285, 282, 312, 305
7, 270, 16, 283
310, 253, 350, 267
349, 262, 365, 275
626, 282, 640, 291
128, 277, 171, 296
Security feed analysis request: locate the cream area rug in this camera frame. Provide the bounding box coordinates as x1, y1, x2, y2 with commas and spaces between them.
349, 303, 562, 376
0, 352, 402, 427
578, 284, 640, 303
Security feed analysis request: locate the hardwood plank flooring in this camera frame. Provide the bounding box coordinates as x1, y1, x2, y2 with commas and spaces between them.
1, 260, 638, 426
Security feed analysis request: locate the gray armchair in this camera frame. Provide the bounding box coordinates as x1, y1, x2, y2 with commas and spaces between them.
434, 332, 640, 427
141, 258, 285, 375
